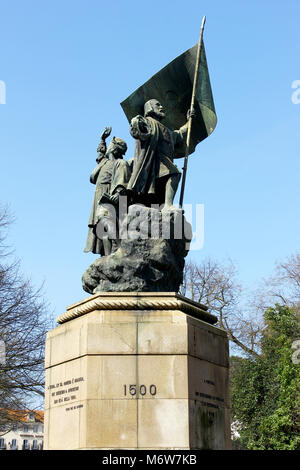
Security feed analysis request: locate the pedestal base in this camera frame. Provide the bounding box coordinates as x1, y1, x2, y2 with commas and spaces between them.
44, 292, 231, 449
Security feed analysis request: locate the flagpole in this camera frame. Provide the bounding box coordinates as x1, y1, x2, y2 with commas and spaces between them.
179, 16, 206, 209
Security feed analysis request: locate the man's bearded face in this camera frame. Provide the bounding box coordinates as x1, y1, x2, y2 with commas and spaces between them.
151, 100, 166, 119
144, 99, 166, 120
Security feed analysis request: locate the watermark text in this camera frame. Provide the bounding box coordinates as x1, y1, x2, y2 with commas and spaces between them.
291, 80, 300, 104
0, 340, 5, 365
291, 339, 300, 364
0, 80, 6, 104
94, 199, 204, 251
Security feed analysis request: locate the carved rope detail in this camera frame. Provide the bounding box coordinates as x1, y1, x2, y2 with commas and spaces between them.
56, 297, 216, 324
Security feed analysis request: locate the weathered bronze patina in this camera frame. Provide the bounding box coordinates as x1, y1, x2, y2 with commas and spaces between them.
126, 99, 190, 208
83, 24, 216, 294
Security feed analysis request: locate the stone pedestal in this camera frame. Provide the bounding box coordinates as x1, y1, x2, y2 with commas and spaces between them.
44, 292, 231, 450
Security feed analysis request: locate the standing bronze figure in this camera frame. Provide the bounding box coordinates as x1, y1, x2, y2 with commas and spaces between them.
84, 127, 112, 255
127, 99, 191, 209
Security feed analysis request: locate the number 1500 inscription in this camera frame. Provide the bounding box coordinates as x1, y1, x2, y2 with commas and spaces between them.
123, 384, 157, 397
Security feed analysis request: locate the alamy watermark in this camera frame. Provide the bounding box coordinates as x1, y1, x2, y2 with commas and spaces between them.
0, 80, 6, 104
94, 198, 204, 251
291, 339, 300, 365
291, 80, 300, 104
0, 340, 5, 365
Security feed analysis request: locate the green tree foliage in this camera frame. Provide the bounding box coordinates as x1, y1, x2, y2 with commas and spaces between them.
231, 304, 300, 450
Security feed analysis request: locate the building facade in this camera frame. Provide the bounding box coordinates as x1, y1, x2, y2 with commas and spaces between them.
0, 410, 44, 450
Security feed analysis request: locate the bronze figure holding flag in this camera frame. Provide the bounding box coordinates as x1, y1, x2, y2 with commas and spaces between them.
121, 16, 216, 208
82, 17, 217, 294
126, 99, 192, 208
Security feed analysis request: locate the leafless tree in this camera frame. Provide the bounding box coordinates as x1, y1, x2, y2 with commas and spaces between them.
0, 206, 53, 432
255, 253, 300, 312
181, 258, 262, 357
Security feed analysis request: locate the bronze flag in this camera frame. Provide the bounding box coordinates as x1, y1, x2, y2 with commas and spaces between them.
120, 41, 217, 156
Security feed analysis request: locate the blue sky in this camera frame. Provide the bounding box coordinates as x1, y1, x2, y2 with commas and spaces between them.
0, 0, 299, 320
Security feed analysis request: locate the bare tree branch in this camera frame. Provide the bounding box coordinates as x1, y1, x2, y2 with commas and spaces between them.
0, 206, 53, 430
181, 258, 262, 357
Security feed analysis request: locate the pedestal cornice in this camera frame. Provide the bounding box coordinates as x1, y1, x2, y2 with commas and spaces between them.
56, 292, 218, 325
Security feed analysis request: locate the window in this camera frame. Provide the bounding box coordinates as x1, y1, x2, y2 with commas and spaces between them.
32, 439, 38, 450
28, 412, 34, 420
33, 425, 39, 433
0, 438, 6, 449
23, 425, 29, 433
22, 439, 29, 450
11, 439, 17, 450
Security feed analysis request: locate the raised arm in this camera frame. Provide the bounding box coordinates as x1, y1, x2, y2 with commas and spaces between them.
173, 108, 196, 157
96, 126, 112, 163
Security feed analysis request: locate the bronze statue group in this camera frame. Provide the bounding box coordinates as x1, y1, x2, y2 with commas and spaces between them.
84, 99, 191, 257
